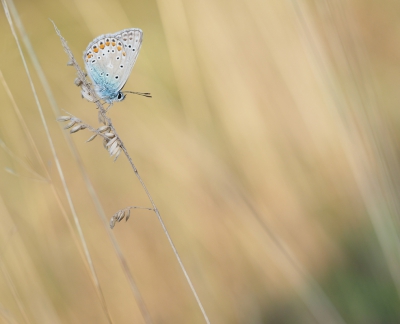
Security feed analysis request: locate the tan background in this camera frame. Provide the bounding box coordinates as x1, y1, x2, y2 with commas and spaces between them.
0, 0, 400, 323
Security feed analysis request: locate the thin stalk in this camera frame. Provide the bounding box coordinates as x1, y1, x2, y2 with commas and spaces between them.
52, 23, 154, 324
6, 2, 153, 321
102, 109, 211, 322
52, 22, 211, 324
1, 1, 113, 323
121, 144, 211, 324
0, 256, 31, 324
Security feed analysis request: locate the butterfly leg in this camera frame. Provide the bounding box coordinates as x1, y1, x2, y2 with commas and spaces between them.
106, 103, 114, 112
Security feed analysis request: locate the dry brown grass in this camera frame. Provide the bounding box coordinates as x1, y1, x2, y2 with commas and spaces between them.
0, 0, 400, 323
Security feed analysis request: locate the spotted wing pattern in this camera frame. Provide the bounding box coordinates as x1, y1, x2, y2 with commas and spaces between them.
83, 28, 143, 102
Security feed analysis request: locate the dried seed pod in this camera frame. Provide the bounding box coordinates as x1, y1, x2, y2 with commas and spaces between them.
98, 125, 110, 133
74, 78, 83, 86
104, 132, 115, 138
64, 120, 77, 129
110, 217, 116, 229
113, 147, 122, 162
86, 134, 97, 142
67, 61, 74, 66
125, 209, 131, 221
103, 138, 108, 149
56, 116, 71, 122
106, 137, 117, 147
109, 141, 119, 156
70, 125, 83, 133
116, 210, 125, 222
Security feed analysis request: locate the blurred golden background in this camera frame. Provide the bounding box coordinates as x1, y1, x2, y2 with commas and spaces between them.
1, 0, 400, 323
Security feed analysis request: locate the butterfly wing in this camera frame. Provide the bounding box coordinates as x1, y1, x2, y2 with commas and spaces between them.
83, 28, 143, 101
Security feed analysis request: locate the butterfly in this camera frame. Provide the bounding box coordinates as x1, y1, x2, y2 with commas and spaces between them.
82, 28, 150, 104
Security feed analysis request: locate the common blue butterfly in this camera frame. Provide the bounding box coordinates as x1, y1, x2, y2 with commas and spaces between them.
82, 28, 144, 103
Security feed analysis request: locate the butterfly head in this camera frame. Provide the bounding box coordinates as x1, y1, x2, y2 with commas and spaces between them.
102, 90, 126, 103
115, 91, 126, 102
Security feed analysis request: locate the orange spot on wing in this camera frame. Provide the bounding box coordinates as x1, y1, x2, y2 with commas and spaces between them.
106, 41, 110, 46
117, 46, 122, 51
122, 52, 126, 56
100, 44, 105, 49
112, 42, 116, 46
93, 48, 99, 53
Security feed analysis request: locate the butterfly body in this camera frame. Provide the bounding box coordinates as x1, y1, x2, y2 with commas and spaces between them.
83, 28, 143, 103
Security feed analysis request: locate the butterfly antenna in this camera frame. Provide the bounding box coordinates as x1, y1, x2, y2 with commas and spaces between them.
124, 91, 152, 98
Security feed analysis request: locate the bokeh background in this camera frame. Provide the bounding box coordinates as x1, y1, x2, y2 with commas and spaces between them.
0, 0, 400, 323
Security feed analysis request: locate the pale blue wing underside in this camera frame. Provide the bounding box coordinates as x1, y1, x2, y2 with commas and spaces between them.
83, 28, 142, 102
